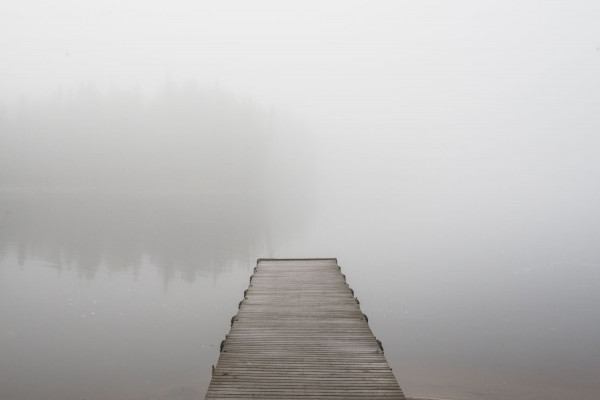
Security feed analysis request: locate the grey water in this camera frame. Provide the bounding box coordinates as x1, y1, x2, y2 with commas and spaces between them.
1, 184, 599, 400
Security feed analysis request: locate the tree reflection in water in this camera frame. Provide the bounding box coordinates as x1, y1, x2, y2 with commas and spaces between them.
0, 191, 272, 283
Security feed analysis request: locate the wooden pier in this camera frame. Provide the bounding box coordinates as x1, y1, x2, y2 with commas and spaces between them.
205, 258, 405, 399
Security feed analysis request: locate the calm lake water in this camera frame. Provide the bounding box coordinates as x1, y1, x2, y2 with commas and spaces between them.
1, 190, 599, 400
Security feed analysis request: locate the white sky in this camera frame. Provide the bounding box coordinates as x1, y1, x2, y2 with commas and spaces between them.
2, 1, 600, 199
2, 1, 598, 114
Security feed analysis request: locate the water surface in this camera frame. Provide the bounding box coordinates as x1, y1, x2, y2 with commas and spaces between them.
1, 190, 599, 400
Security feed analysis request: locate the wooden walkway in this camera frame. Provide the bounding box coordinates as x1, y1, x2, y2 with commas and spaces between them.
205, 258, 406, 399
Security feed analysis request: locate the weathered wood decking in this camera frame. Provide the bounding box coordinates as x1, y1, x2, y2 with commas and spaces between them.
205, 258, 405, 399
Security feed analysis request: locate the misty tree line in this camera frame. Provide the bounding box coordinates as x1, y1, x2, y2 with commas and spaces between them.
0, 81, 310, 194
0, 82, 313, 278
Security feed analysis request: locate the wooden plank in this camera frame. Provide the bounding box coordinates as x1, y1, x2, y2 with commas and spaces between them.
205, 258, 406, 399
